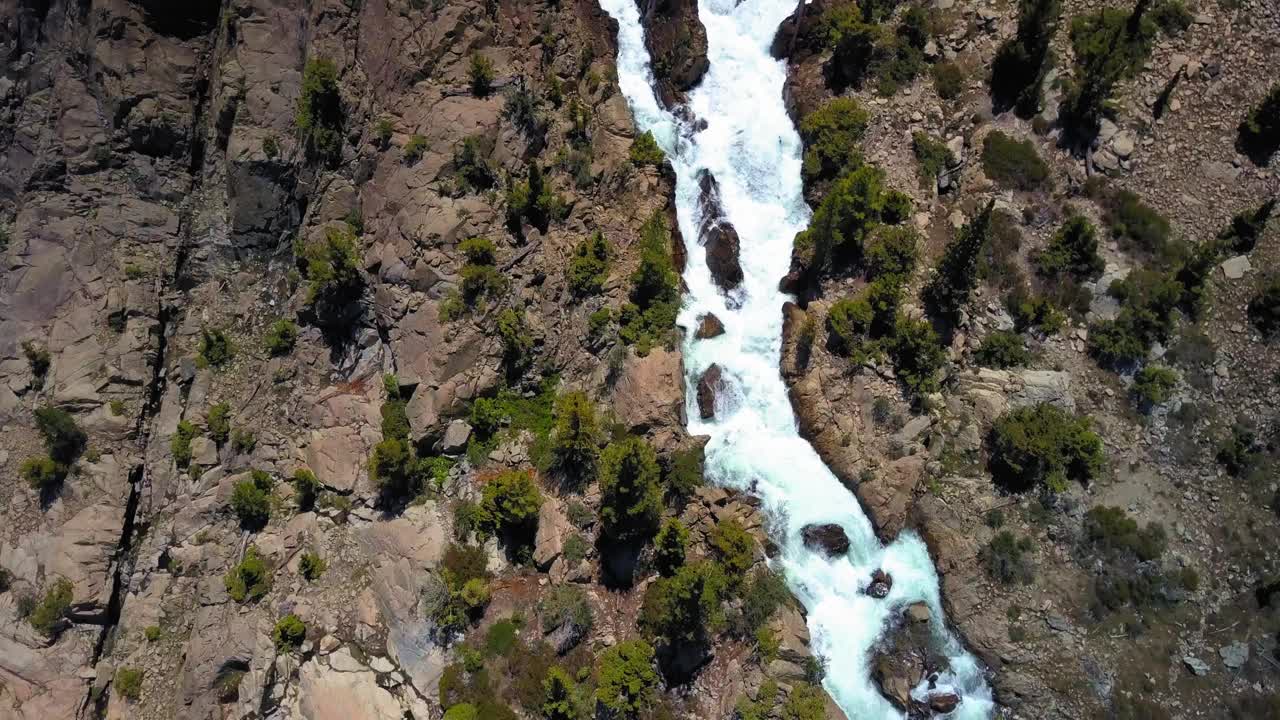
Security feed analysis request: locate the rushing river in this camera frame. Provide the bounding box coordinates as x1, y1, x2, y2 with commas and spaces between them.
596, 0, 994, 716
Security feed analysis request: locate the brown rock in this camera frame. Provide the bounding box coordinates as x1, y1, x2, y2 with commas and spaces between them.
801, 523, 850, 556
929, 692, 961, 714
696, 171, 744, 290
867, 568, 892, 599
904, 602, 931, 625
610, 347, 686, 452
695, 313, 725, 339
696, 363, 723, 419
639, 0, 710, 106
780, 301, 810, 378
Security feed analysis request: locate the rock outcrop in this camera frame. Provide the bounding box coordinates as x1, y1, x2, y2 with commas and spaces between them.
801, 523, 851, 556
696, 171, 745, 290
637, 0, 710, 108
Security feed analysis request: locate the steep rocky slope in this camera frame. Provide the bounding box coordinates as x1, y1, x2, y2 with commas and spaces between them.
0, 0, 845, 718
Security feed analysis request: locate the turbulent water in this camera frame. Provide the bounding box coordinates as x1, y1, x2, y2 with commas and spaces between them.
597, 0, 994, 716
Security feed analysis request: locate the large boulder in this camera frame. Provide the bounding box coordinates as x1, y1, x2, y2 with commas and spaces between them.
801, 523, 850, 556
695, 313, 725, 339
610, 347, 685, 452
638, 0, 710, 107
696, 171, 744, 290
696, 363, 723, 419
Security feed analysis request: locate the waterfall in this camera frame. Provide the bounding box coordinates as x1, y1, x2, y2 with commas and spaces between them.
597, 0, 995, 716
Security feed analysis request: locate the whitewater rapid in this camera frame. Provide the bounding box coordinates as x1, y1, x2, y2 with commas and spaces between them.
597, 0, 993, 716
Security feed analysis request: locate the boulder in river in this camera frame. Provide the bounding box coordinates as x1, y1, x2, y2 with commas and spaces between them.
867, 568, 893, 599
695, 312, 726, 339
697, 364, 723, 420
929, 692, 961, 714
696, 171, 744, 290
801, 523, 850, 556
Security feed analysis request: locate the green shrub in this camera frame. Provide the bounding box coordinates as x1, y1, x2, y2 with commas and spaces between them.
28, 578, 73, 636
469, 53, 495, 97
273, 614, 307, 651
1131, 365, 1178, 406
1218, 198, 1275, 253
231, 428, 257, 454
739, 568, 791, 634
798, 97, 869, 183
629, 131, 664, 166
444, 705, 479, 720
299, 551, 327, 581
404, 134, 428, 164
144, 625, 161, 642
781, 682, 827, 720
479, 470, 543, 542
562, 534, 589, 564
568, 232, 611, 297
975, 330, 1030, 368
115, 667, 143, 700
1084, 506, 1166, 562
981, 131, 1050, 190
369, 438, 416, 497
924, 201, 993, 321
1037, 214, 1104, 280
1249, 276, 1280, 337
1098, 188, 1172, 257
865, 225, 919, 283
1215, 423, 1259, 476
664, 444, 704, 501
989, 403, 1105, 493
35, 405, 86, 463
989, 0, 1061, 115
1151, 0, 1193, 33
225, 546, 272, 603
21, 340, 50, 389
171, 419, 198, 467
503, 79, 546, 140
596, 640, 660, 707
293, 468, 320, 510
538, 584, 594, 638
911, 132, 955, 189
982, 531, 1035, 584
825, 295, 873, 359
1237, 83, 1280, 164
207, 402, 231, 444
639, 562, 726, 648
654, 518, 688, 577
796, 163, 909, 270
710, 518, 755, 582
598, 436, 663, 542
262, 318, 299, 356
541, 666, 581, 720
550, 390, 600, 482
496, 309, 534, 377
1058, 6, 1158, 144
454, 135, 497, 191
888, 315, 946, 395
300, 224, 364, 322
932, 62, 964, 100
374, 117, 394, 148
296, 57, 343, 164
21, 455, 60, 491
230, 471, 273, 530
194, 326, 233, 368
619, 211, 680, 355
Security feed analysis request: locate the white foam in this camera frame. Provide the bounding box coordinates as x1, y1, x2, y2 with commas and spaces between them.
595, 0, 995, 715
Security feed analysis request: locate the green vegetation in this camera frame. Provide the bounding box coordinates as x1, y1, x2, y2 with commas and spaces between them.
798, 97, 869, 184
781, 682, 827, 720
171, 419, 198, 467
1215, 423, 1260, 477
293, 468, 320, 511
1131, 365, 1178, 406
296, 57, 343, 165
496, 309, 534, 378
230, 470, 274, 530
1058, 3, 1161, 144
629, 131, 665, 166
654, 518, 689, 577
640, 561, 727, 657
232, 428, 257, 454
619, 211, 680, 355
466, 379, 558, 468
299, 224, 364, 324
663, 444, 705, 501
981, 131, 1050, 191
541, 666, 582, 720
538, 584, 594, 639
451, 237, 505, 314
374, 117, 394, 148
1237, 83, 1280, 164
911, 131, 955, 190
114, 667, 143, 700
988, 403, 1105, 493
710, 518, 755, 582
299, 551, 327, 581
207, 402, 231, 444
1088, 268, 1183, 366
1249, 276, 1280, 337
478, 469, 543, 547
1218, 198, 1275, 254
1037, 214, 1104, 281
1082, 505, 1176, 616
796, 163, 911, 271
225, 546, 271, 603
273, 614, 307, 652
932, 61, 963, 100
925, 201, 993, 322
28, 578, 73, 636
596, 639, 659, 716
469, 53, 495, 97
989, 0, 1061, 115
21, 340, 50, 390
20, 455, 60, 491
550, 390, 600, 485
195, 327, 233, 369
404, 134, 428, 164
975, 330, 1030, 368
485, 619, 519, 656
1092, 185, 1172, 258
506, 162, 564, 234
982, 531, 1035, 584
888, 315, 946, 396
454, 135, 498, 191
598, 436, 663, 543
568, 232, 610, 297
144, 625, 161, 642
820, 3, 930, 96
